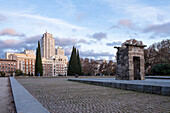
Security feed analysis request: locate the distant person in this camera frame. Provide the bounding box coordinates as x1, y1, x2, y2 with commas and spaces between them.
75, 74, 78, 78
13, 72, 15, 77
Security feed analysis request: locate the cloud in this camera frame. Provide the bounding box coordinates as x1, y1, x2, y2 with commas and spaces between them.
55, 37, 88, 47
7, 11, 85, 30
118, 19, 136, 30
143, 22, 170, 38
143, 22, 170, 34
0, 28, 25, 37
0, 34, 41, 58
0, 14, 7, 22
88, 32, 107, 41
76, 11, 87, 21
25, 35, 41, 43
72, 29, 77, 32
109, 25, 120, 30
109, 19, 138, 31
104, 0, 168, 24
157, 14, 165, 22
106, 41, 122, 46
64, 48, 72, 56
80, 50, 113, 58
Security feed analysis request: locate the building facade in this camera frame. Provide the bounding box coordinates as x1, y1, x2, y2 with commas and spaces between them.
5, 32, 68, 76
42, 47, 68, 76
0, 59, 17, 76
41, 32, 55, 59
40, 32, 68, 76
6, 50, 36, 75
53, 47, 68, 76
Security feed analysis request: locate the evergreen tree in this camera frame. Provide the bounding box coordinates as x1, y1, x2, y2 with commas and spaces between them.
77, 49, 82, 75
68, 46, 79, 76
35, 48, 38, 76
35, 41, 43, 76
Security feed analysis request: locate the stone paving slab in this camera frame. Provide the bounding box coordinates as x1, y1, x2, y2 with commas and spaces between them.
10, 77, 49, 113
68, 78, 170, 96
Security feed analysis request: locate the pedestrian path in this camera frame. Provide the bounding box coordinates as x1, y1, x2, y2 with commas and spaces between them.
0, 77, 15, 113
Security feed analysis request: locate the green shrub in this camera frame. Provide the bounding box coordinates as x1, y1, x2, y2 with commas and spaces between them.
151, 63, 170, 75
0, 71, 5, 77
15, 69, 23, 76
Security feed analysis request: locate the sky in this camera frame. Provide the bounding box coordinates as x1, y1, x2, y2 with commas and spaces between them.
0, 0, 170, 61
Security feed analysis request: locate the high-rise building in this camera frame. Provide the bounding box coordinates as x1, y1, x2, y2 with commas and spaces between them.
41, 32, 55, 59
40, 32, 68, 76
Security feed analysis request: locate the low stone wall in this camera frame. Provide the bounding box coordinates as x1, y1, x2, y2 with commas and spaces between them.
10, 77, 49, 113
68, 78, 170, 96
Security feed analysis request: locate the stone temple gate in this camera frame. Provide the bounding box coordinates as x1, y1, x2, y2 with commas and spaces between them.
114, 39, 146, 80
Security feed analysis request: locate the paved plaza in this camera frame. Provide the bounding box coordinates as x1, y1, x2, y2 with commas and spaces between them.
0, 78, 15, 113
17, 78, 170, 113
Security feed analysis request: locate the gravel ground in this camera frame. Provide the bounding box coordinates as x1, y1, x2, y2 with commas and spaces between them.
17, 78, 170, 113
0, 78, 16, 113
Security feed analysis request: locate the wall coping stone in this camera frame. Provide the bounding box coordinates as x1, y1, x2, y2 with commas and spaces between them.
10, 77, 49, 113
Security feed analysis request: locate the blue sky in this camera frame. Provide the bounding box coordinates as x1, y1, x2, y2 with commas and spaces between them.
0, 0, 170, 61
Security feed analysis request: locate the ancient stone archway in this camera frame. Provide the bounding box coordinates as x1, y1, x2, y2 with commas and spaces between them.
114, 39, 146, 80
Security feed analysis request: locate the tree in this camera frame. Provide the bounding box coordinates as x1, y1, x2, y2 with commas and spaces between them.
145, 39, 170, 70
99, 62, 107, 75
0, 71, 5, 77
82, 58, 90, 75
151, 63, 170, 75
77, 49, 82, 75
89, 59, 97, 75
106, 60, 115, 75
68, 46, 79, 76
15, 69, 23, 76
35, 41, 43, 76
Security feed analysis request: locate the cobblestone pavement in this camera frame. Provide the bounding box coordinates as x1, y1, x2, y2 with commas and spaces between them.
0, 78, 16, 113
17, 78, 170, 113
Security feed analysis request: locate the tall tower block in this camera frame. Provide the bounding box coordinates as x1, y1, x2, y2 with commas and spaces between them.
41, 32, 55, 59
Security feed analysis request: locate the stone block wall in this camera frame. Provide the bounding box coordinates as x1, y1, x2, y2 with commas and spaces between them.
128, 45, 145, 80
116, 47, 129, 80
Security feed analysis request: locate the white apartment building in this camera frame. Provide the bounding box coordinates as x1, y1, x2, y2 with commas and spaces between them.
41, 32, 55, 59
40, 32, 68, 76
